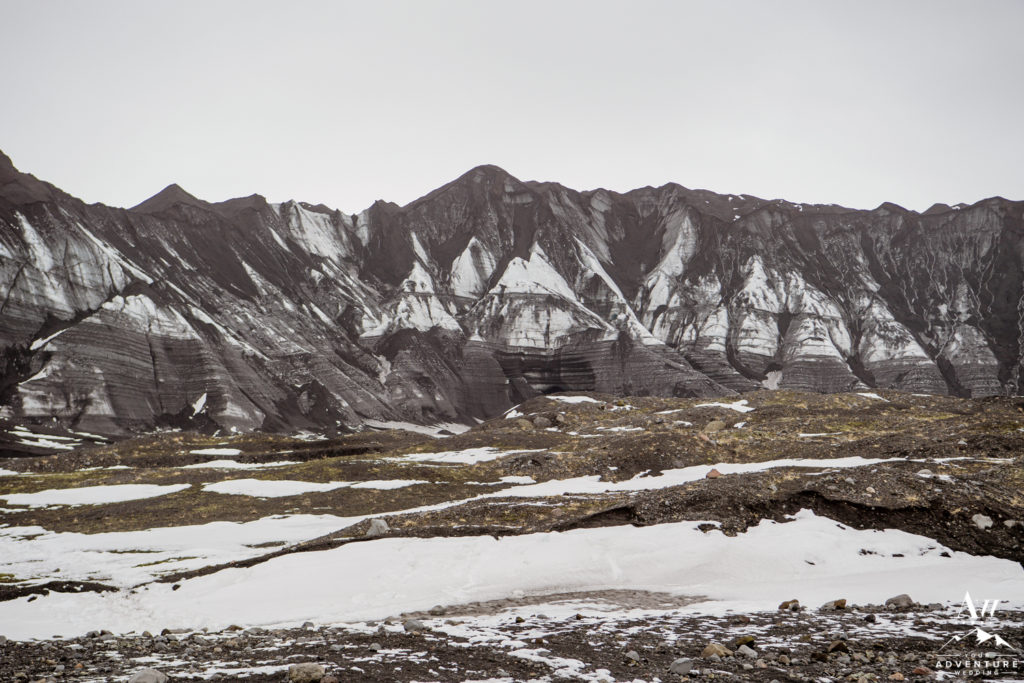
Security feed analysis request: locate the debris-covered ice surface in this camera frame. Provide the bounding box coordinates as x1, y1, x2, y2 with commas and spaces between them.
1, 510, 1021, 640
3, 601, 1024, 682
2, 390, 1024, 680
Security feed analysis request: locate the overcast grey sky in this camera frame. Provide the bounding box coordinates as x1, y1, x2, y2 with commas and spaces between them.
2, 0, 1022, 212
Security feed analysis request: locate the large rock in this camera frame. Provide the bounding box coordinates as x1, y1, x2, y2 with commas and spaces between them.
288, 662, 326, 682
128, 670, 169, 683
885, 594, 914, 608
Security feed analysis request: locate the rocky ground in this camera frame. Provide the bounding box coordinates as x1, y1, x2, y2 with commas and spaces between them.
2, 390, 1024, 681
4, 598, 1024, 682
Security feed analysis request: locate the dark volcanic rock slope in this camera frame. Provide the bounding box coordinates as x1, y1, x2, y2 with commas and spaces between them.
1, 152, 1022, 435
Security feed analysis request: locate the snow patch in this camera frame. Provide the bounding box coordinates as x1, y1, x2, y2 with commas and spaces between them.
202, 479, 350, 498
694, 399, 754, 413
181, 460, 299, 470
190, 448, 242, 456
3, 509, 1020, 639
0, 484, 191, 508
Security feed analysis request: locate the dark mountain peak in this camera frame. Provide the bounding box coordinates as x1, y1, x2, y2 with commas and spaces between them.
923, 203, 953, 216
0, 149, 56, 205
445, 164, 523, 193
0, 149, 17, 179
210, 193, 270, 217
875, 201, 909, 214
464, 164, 515, 180
131, 183, 209, 214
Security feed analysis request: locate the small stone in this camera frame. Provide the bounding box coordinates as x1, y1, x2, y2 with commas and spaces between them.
701, 642, 732, 658
428, 605, 445, 616
827, 640, 849, 653
515, 616, 525, 624
820, 598, 847, 611
972, 513, 994, 530
732, 635, 755, 648
514, 418, 534, 431
888, 674, 905, 681
1004, 519, 1020, 528
911, 666, 933, 675
625, 650, 640, 662
916, 469, 933, 477
885, 594, 913, 608
288, 663, 326, 683
737, 644, 758, 659
368, 642, 382, 651
864, 613, 877, 623
128, 670, 169, 683
365, 518, 390, 537
321, 677, 340, 683
302, 621, 315, 629
532, 416, 552, 429
778, 654, 791, 665
778, 599, 800, 611
403, 619, 427, 632
704, 420, 727, 433
706, 468, 722, 479
866, 486, 877, 495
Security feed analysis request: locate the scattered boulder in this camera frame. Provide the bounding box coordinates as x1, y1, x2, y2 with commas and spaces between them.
365, 518, 390, 537
736, 644, 757, 659
885, 594, 914, 608
706, 468, 722, 479
532, 416, 552, 429
972, 513, 994, 530
778, 599, 800, 611
732, 635, 755, 648
668, 658, 693, 674
701, 642, 731, 658
704, 420, 727, 433
827, 640, 849, 653
820, 598, 847, 611
128, 670, 168, 683
514, 419, 534, 431
288, 663, 325, 683
624, 650, 640, 663
403, 619, 427, 632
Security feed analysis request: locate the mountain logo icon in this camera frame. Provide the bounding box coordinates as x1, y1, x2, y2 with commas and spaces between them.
940, 627, 1018, 652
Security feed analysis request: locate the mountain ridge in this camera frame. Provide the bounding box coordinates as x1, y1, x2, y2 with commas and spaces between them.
0, 149, 1021, 438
